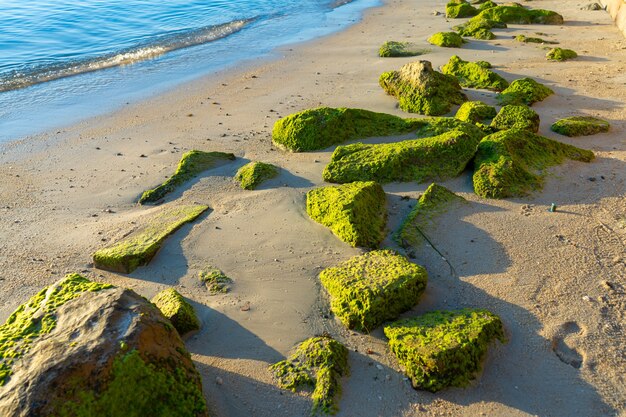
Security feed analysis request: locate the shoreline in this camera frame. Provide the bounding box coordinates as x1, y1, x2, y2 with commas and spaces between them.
1, 0, 625, 415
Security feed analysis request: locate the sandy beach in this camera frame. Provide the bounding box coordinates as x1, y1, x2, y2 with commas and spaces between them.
0, 0, 625, 415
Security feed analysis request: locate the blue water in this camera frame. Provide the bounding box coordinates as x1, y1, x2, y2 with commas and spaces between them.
0, 0, 378, 143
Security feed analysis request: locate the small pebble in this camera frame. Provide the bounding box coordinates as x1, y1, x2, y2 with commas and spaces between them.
215, 377, 223, 385
582, 295, 591, 302
375, 364, 383, 371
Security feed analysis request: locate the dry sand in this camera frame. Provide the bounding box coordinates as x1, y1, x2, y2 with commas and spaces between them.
0, 0, 625, 415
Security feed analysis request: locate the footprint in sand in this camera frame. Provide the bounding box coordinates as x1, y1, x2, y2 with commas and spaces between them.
551, 321, 585, 369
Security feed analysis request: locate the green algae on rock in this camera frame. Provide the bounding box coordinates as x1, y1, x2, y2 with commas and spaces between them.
490, 104, 540, 132
427, 32, 466, 48
546, 47, 578, 61
269, 336, 349, 415
379, 61, 467, 115
473, 129, 595, 198
139, 150, 236, 204
446, 1, 479, 18
395, 184, 466, 249
379, 41, 430, 57
151, 288, 199, 336
320, 250, 428, 332
272, 107, 418, 152
514, 34, 558, 44
441, 56, 509, 91
454, 18, 506, 40
306, 181, 387, 248
384, 309, 505, 392
414, 117, 487, 143
198, 266, 232, 294
93, 204, 208, 273
471, 5, 564, 24
551, 116, 610, 137
455, 101, 497, 124
235, 161, 279, 190
323, 130, 480, 185
497, 77, 554, 106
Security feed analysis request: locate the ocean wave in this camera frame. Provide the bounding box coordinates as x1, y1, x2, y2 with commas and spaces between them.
0, 18, 255, 93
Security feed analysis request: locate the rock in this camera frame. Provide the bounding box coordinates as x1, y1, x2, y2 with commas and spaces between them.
455, 101, 497, 123
379, 61, 467, 115
235, 161, 279, 190
454, 18, 506, 40
546, 47, 578, 61
385, 309, 505, 392
497, 77, 554, 106
379, 41, 430, 57
446, 1, 479, 18
470, 5, 564, 25
320, 250, 427, 331
306, 181, 387, 248
551, 116, 610, 137
581, 2, 603, 10
441, 56, 509, 91
490, 104, 540, 132
427, 32, 466, 48
151, 288, 200, 335
514, 34, 558, 44
473, 130, 594, 198
93, 204, 208, 273
138, 150, 236, 204
198, 266, 232, 294
0, 274, 208, 416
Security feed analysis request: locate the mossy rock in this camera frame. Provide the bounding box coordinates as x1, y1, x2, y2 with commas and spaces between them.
379, 41, 430, 57
427, 32, 466, 48
93, 204, 208, 273
235, 161, 279, 190
551, 116, 610, 137
514, 34, 558, 44
198, 266, 232, 294
455, 101, 497, 123
473, 129, 595, 198
320, 250, 428, 332
441, 56, 508, 91
151, 288, 200, 336
379, 61, 467, 115
414, 117, 488, 143
471, 5, 564, 24
139, 150, 236, 204
546, 47, 578, 61
490, 105, 540, 132
306, 181, 387, 248
272, 107, 419, 152
269, 336, 349, 415
395, 183, 467, 249
446, 1, 479, 18
384, 309, 505, 392
497, 77, 553, 106
478, 0, 498, 10
454, 18, 507, 40
323, 130, 481, 185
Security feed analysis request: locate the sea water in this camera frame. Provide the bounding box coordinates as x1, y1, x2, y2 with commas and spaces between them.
0, 0, 379, 143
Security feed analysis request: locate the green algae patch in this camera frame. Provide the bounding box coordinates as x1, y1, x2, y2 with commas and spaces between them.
139, 150, 236, 204
446, 1, 479, 18
490, 105, 540, 132
497, 77, 553, 106
546, 47, 578, 61
471, 5, 564, 24
272, 107, 419, 152
414, 117, 487, 143
379, 61, 467, 116
323, 130, 480, 185
320, 250, 428, 332
427, 32, 465, 48
235, 161, 279, 190
514, 34, 558, 44
151, 288, 199, 336
306, 181, 387, 248
473, 129, 595, 198
0, 274, 112, 386
384, 309, 505, 392
58, 349, 207, 417
551, 116, 610, 137
455, 101, 497, 124
379, 41, 430, 57
454, 18, 506, 40
441, 56, 508, 91
93, 204, 208, 274
395, 184, 466, 249
198, 266, 232, 294
270, 336, 349, 415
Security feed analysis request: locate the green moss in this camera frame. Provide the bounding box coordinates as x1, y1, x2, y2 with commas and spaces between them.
379, 41, 430, 57
139, 151, 236, 204
441, 56, 508, 91
235, 161, 279, 190
446, 1, 479, 18
269, 336, 349, 415
319, 250, 428, 332
379, 61, 467, 115
322, 130, 480, 185
0, 274, 112, 386
478, 0, 498, 10
427, 32, 465, 48
454, 18, 507, 40
490, 105, 540, 132
473, 129, 595, 198
414, 117, 488, 143
271, 107, 419, 152
395, 184, 466, 248
306, 181, 387, 248
384, 309, 505, 392
514, 34, 558, 44
497, 77, 553, 106
550, 116, 610, 137
455, 101, 497, 123
546, 47, 578, 61
151, 289, 199, 336
59, 349, 207, 417
198, 266, 232, 294
471, 5, 564, 24
93, 205, 208, 273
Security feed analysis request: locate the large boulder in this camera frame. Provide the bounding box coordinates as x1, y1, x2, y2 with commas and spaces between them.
441, 56, 509, 91
497, 77, 554, 106
471, 5, 564, 24
490, 104, 540, 132
0, 274, 208, 417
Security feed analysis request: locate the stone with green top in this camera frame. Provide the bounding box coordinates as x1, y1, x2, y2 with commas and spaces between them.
446, 1, 479, 18
470, 5, 563, 25
490, 105, 540, 132
441, 56, 508, 91
235, 161, 279, 190
546, 47, 578, 61
550, 116, 610, 137
151, 288, 200, 335
455, 101, 497, 123
379, 41, 430, 57
497, 77, 554, 106
427, 32, 466, 48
